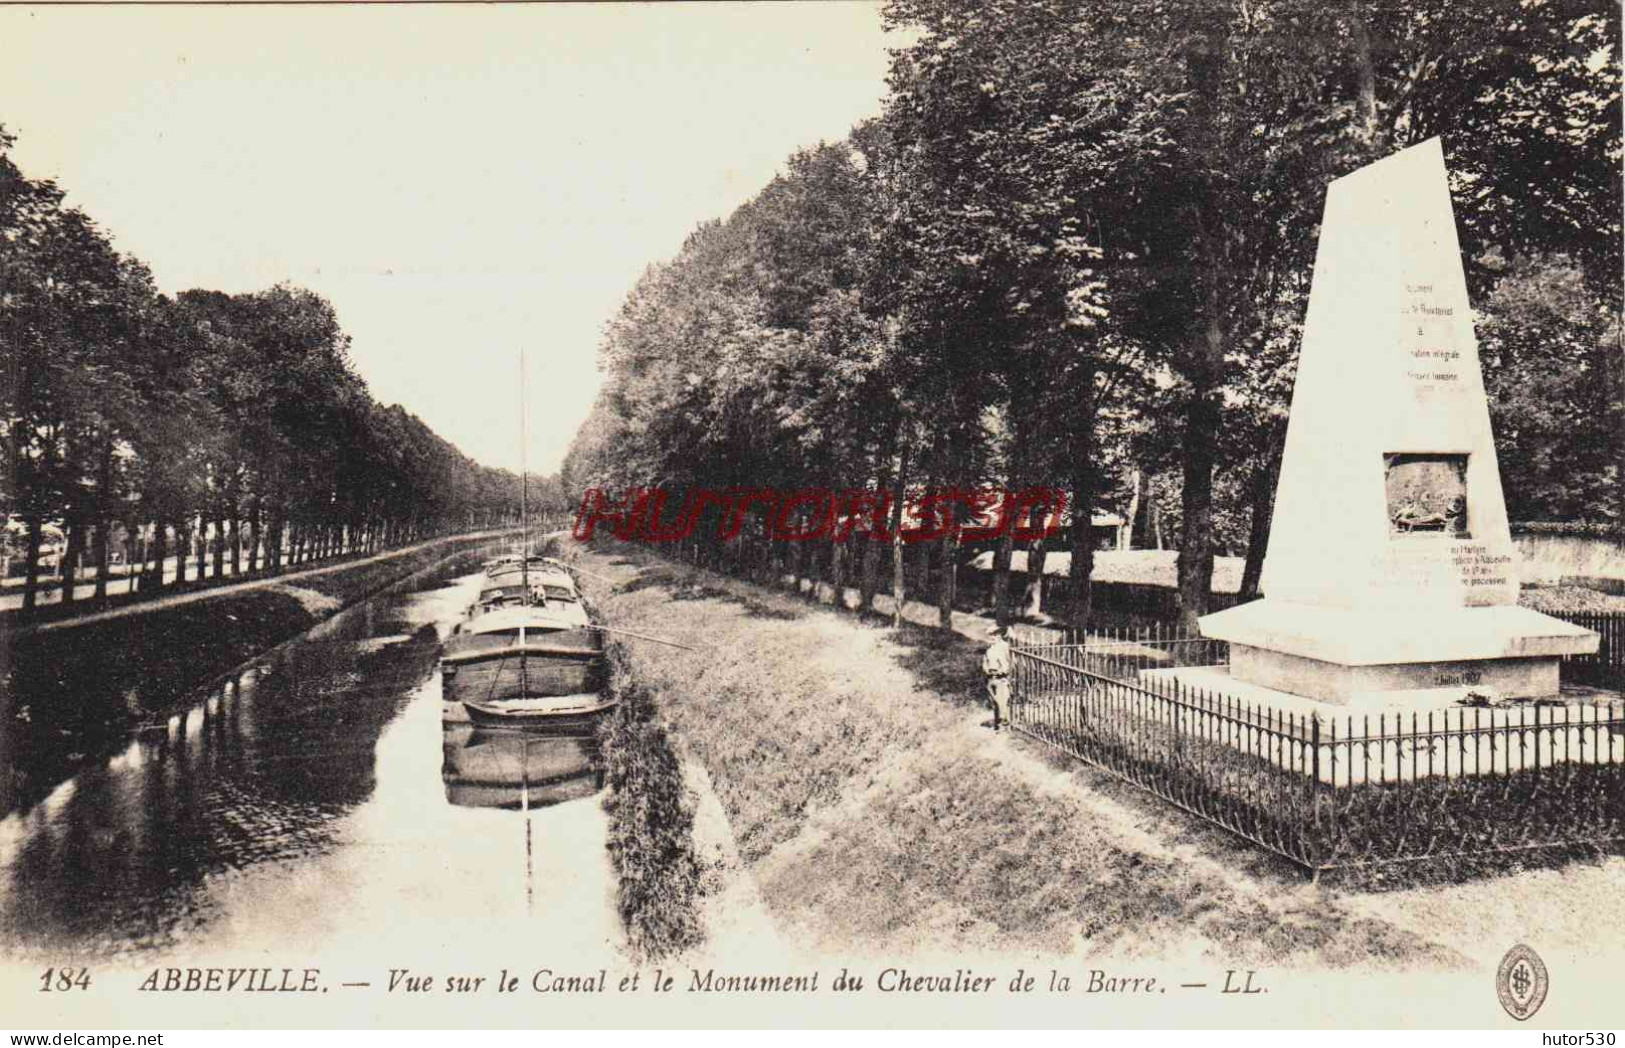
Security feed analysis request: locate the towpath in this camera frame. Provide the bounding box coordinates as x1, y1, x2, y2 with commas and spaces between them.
8, 528, 515, 638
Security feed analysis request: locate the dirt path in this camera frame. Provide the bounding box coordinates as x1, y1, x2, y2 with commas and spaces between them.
11, 529, 514, 638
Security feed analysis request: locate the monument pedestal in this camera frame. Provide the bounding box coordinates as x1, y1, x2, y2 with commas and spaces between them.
1198, 599, 1596, 707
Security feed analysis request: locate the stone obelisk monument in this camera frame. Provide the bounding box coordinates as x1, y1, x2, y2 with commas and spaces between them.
1198, 138, 1597, 707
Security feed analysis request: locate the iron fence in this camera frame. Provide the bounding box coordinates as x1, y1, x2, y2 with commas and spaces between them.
1008, 635, 1625, 875
1553, 610, 1624, 688
1013, 622, 1228, 679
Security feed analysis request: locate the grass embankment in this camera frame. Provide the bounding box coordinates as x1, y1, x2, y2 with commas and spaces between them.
565, 543, 1486, 967
1, 532, 500, 812
595, 643, 707, 961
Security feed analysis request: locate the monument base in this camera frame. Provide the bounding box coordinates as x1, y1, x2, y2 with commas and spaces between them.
1197, 599, 1597, 706
1139, 664, 1486, 715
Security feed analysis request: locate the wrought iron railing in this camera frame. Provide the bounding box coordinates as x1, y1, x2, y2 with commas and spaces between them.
1552, 609, 1624, 688
1008, 636, 1625, 875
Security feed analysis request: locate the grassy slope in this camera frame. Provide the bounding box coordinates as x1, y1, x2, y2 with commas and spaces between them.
568, 544, 1619, 969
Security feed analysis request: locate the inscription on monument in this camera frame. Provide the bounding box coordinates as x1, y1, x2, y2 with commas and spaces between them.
1448, 542, 1512, 587
1385, 453, 1469, 538
1404, 282, 1461, 393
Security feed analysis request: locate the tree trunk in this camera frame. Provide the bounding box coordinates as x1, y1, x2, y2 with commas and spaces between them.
89, 442, 113, 601
94, 518, 111, 602
126, 532, 141, 595
991, 527, 1015, 627
1177, 25, 1227, 634
1349, 0, 1382, 148
1066, 377, 1101, 625
1177, 372, 1222, 633
60, 519, 82, 605
213, 515, 226, 579
228, 514, 241, 578
269, 517, 284, 572
829, 528, 847, 613
148, 522, 168, 593
21, 514, 42, 611
935, 431, 961, 631
249, 502, 262, 575
1238, 429, 1284, 601
1123, 469, 1147, 550
858, 529, 879, 614
195, 516, 206, 581
174, 521, 189, 586
1023, 535, 1048, 618
787, 520, 803, 591
889, 444, 909, 628
1617, 338, 1625, 547
1067, 512, 1096, 627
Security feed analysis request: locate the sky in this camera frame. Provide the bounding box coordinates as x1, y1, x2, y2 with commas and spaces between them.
0, 2, 898, 475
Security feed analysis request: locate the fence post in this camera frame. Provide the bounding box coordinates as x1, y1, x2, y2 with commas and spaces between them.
1308, 713, 1322, 876
1533, 701, 1541, 774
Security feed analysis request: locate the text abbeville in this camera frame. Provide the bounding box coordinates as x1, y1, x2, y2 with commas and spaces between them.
137, 968, 322, 992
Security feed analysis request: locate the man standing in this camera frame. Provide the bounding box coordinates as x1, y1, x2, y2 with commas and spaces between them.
982, 624, 1012, 731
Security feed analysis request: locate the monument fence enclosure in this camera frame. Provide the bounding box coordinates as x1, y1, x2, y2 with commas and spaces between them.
1008, 624, 1624, 876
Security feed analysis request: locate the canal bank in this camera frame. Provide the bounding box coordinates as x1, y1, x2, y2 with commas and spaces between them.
1, 530, 512, 817
562, 541, 1624, 972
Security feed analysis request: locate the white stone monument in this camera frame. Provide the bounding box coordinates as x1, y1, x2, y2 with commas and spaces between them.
1197, 138, 1598, 707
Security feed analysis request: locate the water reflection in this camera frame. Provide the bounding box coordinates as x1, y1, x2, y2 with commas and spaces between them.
440, 706, 604, 811
0, 569, 466, 958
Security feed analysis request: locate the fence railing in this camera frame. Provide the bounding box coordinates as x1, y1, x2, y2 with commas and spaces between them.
1553, 610, 1624, 687
1018, 610, 1624, 687
1009, 634, 1625, 875
1013, 624, 1229, 680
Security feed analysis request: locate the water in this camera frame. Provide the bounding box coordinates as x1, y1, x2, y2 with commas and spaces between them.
0, 568, 620, 962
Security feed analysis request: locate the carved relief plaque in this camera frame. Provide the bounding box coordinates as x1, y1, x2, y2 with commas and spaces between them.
1385, 452, 1469, 538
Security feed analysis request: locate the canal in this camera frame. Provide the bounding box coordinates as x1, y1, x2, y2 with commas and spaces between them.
0, 561, 621, 964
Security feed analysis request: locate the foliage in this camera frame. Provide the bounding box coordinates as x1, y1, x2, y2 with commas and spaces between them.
1, 126, 538, 608
564, 0, 1620, 628
1479, 253, 1622, 523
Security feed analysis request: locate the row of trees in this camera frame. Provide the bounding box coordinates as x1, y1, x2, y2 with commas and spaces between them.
1, 125, 531, 611
564, 0, 1622, 630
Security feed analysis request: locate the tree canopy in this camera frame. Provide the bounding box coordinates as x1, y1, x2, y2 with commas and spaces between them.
1, 125, 535, 610
565, 0, 1621, 629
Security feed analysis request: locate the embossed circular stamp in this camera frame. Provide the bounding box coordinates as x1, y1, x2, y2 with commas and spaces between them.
1497, 944, 1550, 1021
